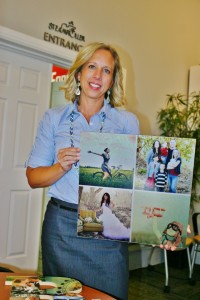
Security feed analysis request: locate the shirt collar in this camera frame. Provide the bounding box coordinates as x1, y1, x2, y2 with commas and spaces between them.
68, 98, 112, 119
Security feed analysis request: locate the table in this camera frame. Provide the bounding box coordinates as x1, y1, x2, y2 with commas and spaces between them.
0, 272, 116, 300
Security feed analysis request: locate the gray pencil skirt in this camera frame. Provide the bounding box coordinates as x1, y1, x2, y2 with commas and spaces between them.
41, 199, 129, 300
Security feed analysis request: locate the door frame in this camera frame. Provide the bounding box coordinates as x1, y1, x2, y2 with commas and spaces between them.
0, 25, 76, 68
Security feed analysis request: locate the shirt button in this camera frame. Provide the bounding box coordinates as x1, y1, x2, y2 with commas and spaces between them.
89, 122, 93, 126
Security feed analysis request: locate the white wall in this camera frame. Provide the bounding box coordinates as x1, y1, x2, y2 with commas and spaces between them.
1, 0, 200, 135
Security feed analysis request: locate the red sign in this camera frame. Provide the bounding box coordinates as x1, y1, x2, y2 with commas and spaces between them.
52, 65, 68, 82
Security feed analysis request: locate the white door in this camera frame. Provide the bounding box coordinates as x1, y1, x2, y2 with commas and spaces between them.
0, 48, 52, 271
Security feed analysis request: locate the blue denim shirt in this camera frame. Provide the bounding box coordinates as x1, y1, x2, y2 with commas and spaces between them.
27, 100, 140, 203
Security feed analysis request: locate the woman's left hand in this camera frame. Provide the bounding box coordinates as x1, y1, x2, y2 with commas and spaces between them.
57, 147, 80, 172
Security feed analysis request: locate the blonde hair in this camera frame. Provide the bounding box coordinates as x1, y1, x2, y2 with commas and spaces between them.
172, 149, 181, 158
61, 42, 126, 107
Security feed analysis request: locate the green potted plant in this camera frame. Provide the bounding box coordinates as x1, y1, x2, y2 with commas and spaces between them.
157, 92, 200, 205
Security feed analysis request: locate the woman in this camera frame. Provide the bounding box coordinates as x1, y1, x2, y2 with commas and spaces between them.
147, 140, 161, 165
100, 192, 111, 207
26, 42, 140, 300
145, 140, 161, 191
88, 147, 111, 179
167, 148, 181, 193
100, 193, 130, 240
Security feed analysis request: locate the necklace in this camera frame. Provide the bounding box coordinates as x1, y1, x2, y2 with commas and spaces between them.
69, 110, 106, 169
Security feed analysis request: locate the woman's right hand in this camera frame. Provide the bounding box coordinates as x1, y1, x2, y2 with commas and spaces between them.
57, 147, 80, 172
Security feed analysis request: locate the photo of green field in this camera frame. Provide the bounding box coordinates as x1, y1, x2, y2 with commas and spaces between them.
79, 166, 134, 189
79, 132, 137, 189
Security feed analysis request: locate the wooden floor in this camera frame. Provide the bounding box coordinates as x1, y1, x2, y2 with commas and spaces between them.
128, 263, 200, 300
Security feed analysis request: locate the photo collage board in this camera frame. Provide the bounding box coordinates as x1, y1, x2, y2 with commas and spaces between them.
77, 132, 196, 249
